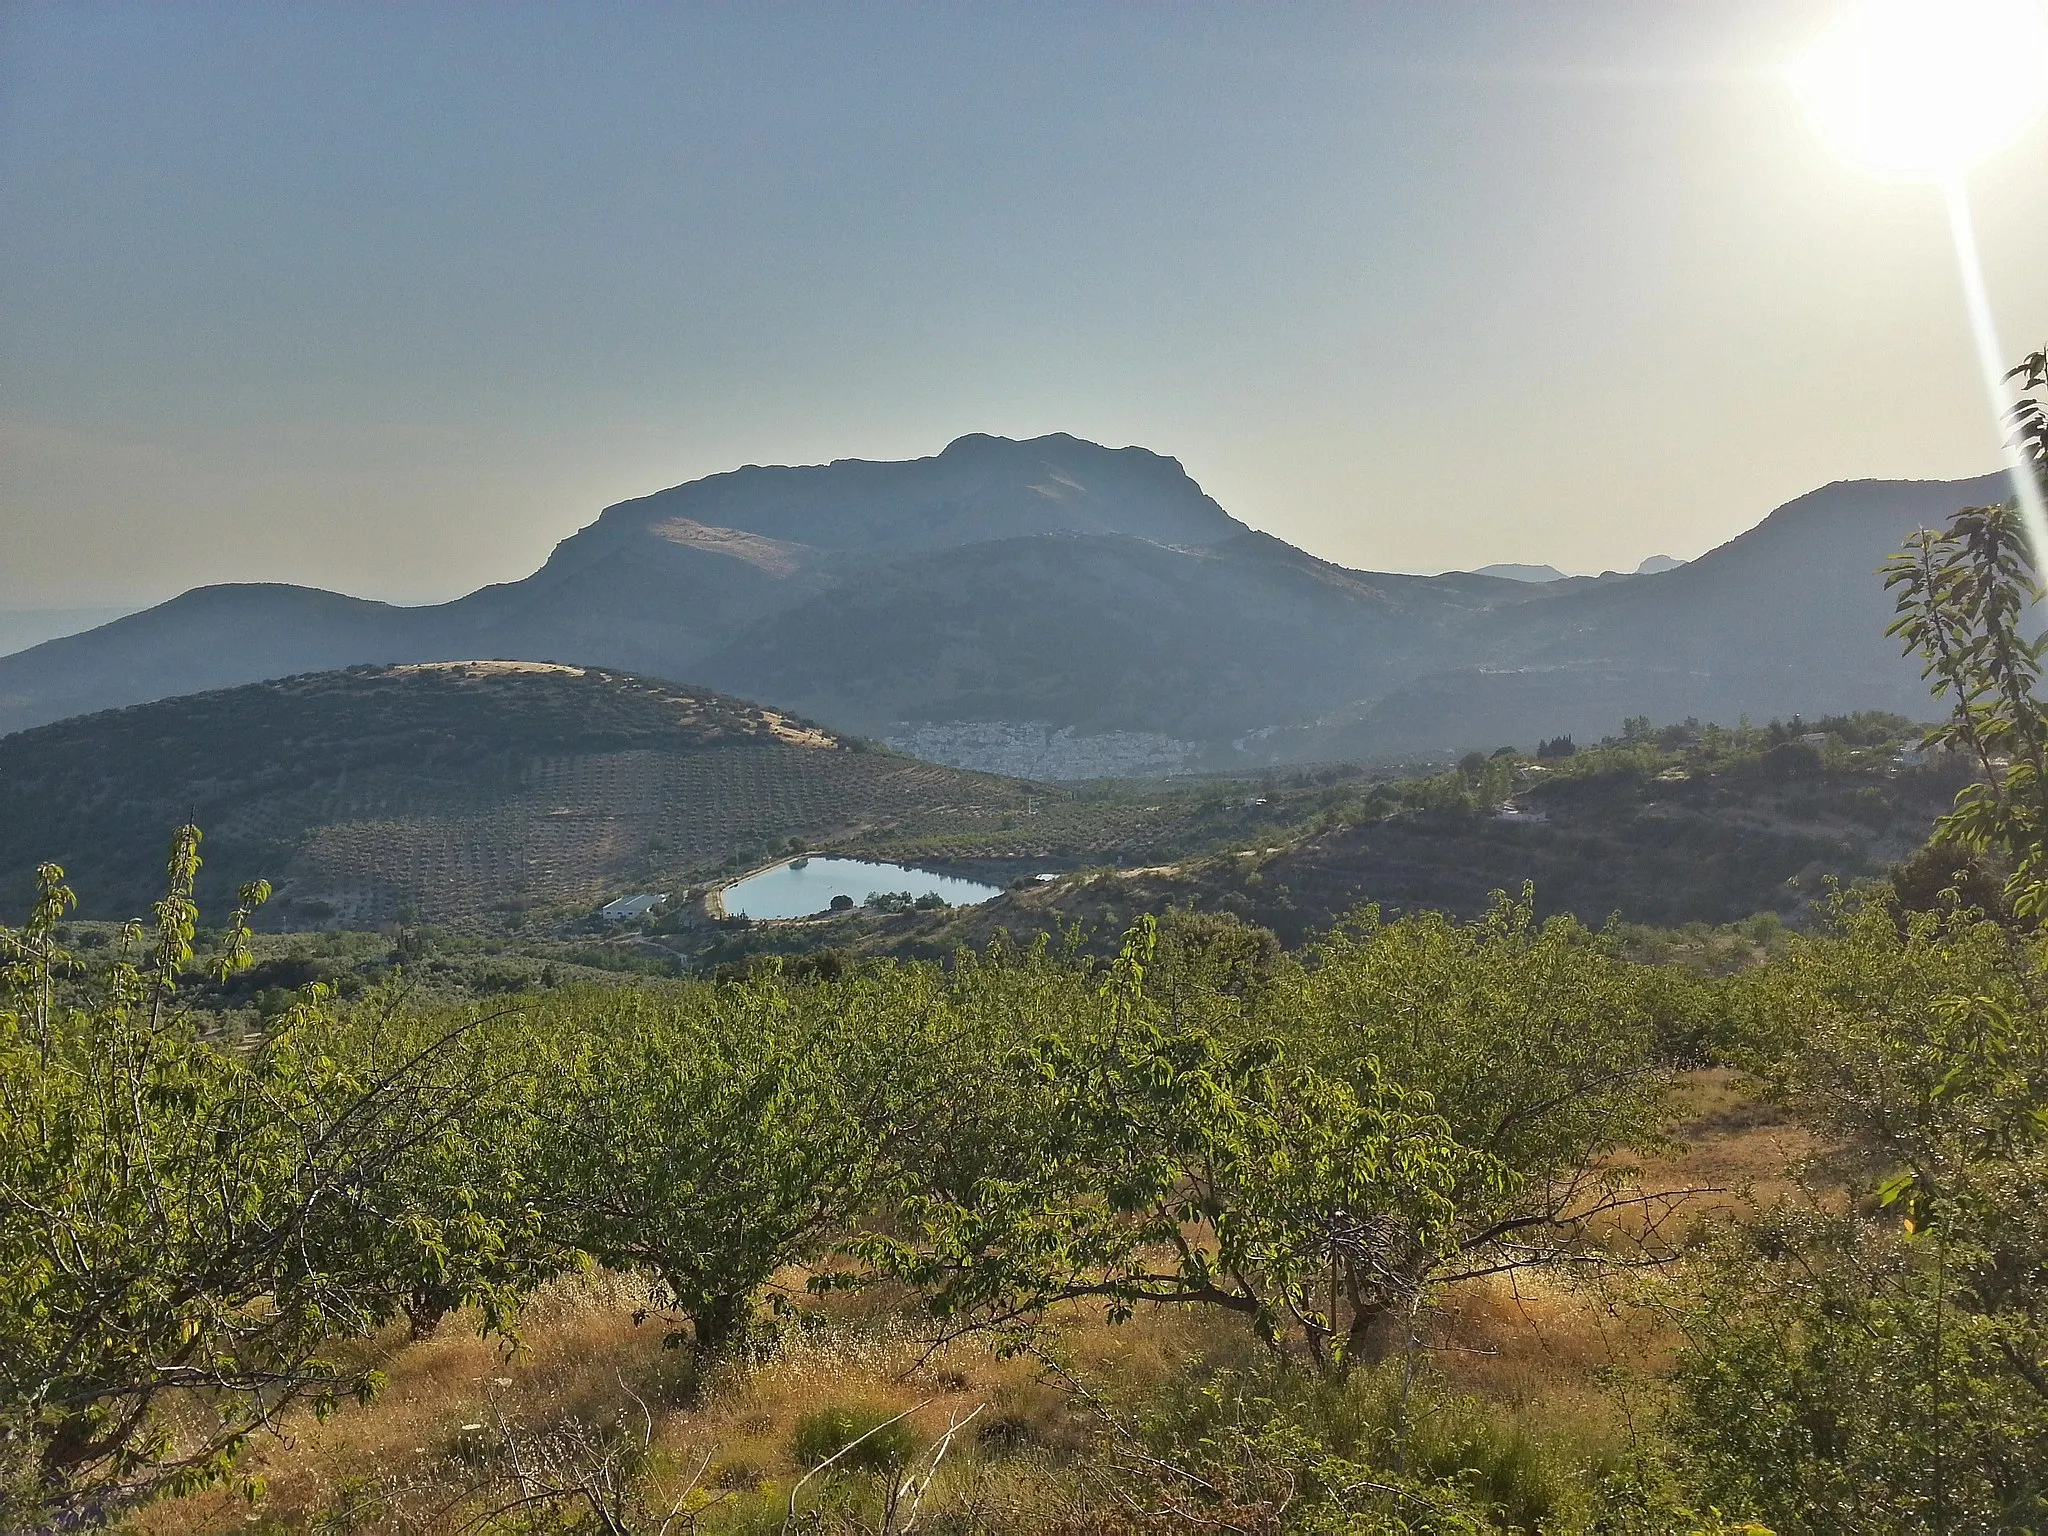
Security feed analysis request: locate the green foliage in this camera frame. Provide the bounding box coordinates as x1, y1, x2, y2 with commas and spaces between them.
0, 831, 541, 1526
1147, 906, 1285, 1012
1887, 501, 2048, 920
1072, 1358, 1757, 1536
520, 967, 973, 1352
1677, 1208, 2048, 1533
1883, 349, 2048, 923
2010, 344, 2048, 495
1397, 753, 1514, 816
1285, 890, 1669, 1169
866, 919, 1508, 1375
0, 858, 76, 1055
1275, 890, 1676, 1308
789, 1404, 927, 1475
1678, 866, 2048, 1526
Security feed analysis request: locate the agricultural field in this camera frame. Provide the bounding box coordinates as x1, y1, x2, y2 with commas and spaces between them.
0, 663, 1041, 924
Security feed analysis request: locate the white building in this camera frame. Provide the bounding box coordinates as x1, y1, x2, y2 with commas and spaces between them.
600, 893, 666, 921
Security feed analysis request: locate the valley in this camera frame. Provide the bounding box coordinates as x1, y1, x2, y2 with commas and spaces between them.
11, 663, 1954, 1003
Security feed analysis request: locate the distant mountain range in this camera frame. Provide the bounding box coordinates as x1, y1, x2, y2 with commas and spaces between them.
1470, 555, 1684, 583
0, 433, 2011, 774
0, 606, 139, 656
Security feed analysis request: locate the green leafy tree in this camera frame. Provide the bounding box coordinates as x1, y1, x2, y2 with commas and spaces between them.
0, 829, 535, 1526
524, 964, 968, 1352
300, 996, 567, 1343
862, 920, 1482, 1376
1271, 890, 1678, 1333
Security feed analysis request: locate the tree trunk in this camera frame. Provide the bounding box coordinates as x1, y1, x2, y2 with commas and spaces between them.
688, 1291, 751, 1354
405, 1279, 461, 1341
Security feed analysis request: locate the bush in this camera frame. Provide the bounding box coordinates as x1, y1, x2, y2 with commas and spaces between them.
789, 1404, 926, 1475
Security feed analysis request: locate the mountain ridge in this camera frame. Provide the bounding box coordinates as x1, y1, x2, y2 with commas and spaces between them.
0, 441, 2016, 770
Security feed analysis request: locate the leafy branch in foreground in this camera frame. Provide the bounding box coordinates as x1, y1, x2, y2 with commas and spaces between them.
1672, 363, 2048, 1530
1884, 341, 2048, 922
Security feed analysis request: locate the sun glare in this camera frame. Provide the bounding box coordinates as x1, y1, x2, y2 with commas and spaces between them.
1794, 0, 2048, 175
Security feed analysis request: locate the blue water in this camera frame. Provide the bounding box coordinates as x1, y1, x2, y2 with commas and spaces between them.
719, 857, 1002, 920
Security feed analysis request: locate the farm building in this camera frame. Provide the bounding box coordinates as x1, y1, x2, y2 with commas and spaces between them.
599, 893, 666, 921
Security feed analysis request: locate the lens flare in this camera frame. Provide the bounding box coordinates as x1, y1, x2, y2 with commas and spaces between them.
1793, 0, 2048, 176
1944, 179, 2048, 577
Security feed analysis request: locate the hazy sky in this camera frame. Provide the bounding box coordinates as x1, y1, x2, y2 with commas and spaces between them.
5, 1, 2047, 607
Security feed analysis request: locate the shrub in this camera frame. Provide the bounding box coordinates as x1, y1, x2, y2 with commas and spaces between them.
789, 1404, 926, 1475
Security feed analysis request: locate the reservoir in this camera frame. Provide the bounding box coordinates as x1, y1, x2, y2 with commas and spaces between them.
719, 857, 1003, 920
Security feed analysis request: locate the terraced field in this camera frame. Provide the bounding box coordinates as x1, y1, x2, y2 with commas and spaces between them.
281, 745, 996, 923
0, 663, 1031, 923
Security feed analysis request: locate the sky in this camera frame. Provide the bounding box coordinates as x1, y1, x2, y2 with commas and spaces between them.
4, 1, 2048, 609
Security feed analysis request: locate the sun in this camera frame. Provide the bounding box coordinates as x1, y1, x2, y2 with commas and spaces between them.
1792, 0, 2048, 176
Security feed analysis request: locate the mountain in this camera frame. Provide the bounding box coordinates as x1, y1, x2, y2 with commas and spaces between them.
0, 663, 1009, 923
0, 434, 1554, 766
0, 606, 139, 656
1472, 563, 1567, 583
0, 434, 2016, 771
1313, 473, 2011, 757
1635, 554, 1684, 575
0, 585, 429, 732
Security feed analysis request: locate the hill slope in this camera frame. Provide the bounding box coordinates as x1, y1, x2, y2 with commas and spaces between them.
0, 663, 1010, 923
1308, 472, 2013, 757
849, 750, 1969, 961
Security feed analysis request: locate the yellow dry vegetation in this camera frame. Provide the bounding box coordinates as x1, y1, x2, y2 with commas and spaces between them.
389, 662, 589, 678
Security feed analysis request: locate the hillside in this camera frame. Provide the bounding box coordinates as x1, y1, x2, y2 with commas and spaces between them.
0, 433, 2014, 770
931, 751, 1966, 949
701, 531, 1531, 745
659, 726, 1971, 980
1318, 473, 2013, 756
0, 663, 1018, 924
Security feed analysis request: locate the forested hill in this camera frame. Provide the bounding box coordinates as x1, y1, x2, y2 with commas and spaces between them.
0, 662, 1012, 923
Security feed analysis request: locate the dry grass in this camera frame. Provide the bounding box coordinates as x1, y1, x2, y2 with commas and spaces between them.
134, 1271, 1122, 1535
1629, 1066, 1825, 1227
133, 1279, 1647, 1534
